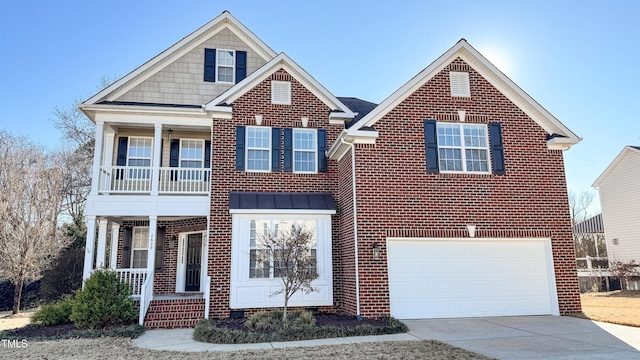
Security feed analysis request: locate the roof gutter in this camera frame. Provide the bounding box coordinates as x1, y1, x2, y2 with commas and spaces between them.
340, 136, 361, 319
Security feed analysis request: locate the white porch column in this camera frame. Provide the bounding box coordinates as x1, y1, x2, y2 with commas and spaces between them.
150, 124, 163, 195
90, 122, 105, 196
82, 215, 97, 283
95, 218, 108, 268
103, 129, 116, 171
110, 222, 120, 270
147, 216, 157, 272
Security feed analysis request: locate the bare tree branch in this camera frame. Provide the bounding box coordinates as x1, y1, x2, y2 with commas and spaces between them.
254, 223, 319, 323
568, 190, 595, 225
0, 131, 70, 313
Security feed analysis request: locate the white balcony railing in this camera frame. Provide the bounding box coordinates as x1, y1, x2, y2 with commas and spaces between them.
98, 166, 210, 194
116, 268, 148, 296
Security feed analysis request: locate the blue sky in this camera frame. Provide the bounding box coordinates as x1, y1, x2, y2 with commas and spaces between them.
1, 1, 638, 212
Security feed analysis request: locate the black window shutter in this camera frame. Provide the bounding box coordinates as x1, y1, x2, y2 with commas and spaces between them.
116, 137, 128, 179
235, 126, 246, 171
122, 228, 132, 268
204, 48, 216, 82
271, 128, 281, 171
283, 128, 293, 172
169, 140, 180, 167
235, 50, 247, 83
424, 120, 439, 174
155, 227, 165, 273
204, 140, 211, 167
318, 129, 327, 172
169, 139, 179, 181
489, 122, 506, 175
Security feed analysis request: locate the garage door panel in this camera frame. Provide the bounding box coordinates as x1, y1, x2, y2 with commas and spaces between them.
387, 239, 556, 319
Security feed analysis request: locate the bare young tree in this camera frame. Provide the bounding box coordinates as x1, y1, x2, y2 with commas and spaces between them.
254, 223, 319, 324
51, 75, 115, 220
568, 190, 595, 225
0, 131, 70, 313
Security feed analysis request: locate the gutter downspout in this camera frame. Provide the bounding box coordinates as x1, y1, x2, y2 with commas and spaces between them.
340, 137, 361, 319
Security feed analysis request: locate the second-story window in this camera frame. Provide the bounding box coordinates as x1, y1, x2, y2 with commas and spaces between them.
437, 123, 489, 173
217, 49, 235, 83
128, 137, 152, 179
293, 129, 317, 173
246, 127, 271, 171
180, 140, 204, 168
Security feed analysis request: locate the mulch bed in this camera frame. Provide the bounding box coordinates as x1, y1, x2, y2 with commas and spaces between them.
2, 323, 77, 338
214, 313, 388, 333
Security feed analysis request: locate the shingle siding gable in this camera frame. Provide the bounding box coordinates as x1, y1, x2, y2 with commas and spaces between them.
115, 28, 267, 105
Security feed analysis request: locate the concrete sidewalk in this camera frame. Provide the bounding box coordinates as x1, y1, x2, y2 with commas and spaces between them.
132, 316, 640, 359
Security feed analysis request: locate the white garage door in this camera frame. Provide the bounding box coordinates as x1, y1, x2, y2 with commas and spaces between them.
387, 239, 558, 319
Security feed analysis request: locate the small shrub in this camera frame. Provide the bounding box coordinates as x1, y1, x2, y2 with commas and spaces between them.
71, 269, 136, 329
194, 315, 408, 344
31, 296, 74, 327
246, 310, 283, 330
289, 310, 316, 328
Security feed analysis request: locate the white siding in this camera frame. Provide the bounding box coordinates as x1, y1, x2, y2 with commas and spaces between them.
599, 150, 640, 263
116, 28, 267, 105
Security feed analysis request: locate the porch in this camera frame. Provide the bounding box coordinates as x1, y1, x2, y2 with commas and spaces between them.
82, 216, 212, 325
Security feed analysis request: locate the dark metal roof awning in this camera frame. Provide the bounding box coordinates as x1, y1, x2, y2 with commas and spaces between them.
229, 192, 336, 212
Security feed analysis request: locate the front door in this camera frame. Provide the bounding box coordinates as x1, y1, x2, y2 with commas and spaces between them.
185, 233, 202, 291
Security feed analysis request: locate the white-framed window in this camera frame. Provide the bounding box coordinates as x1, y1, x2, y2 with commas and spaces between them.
230, 214, 333, 309
246, 126, 271, 171
293, 129, 317, 173
271, 81, 291, 105
450, 71, 470, 97
437, 123, 490, 173
127, 137, 152, 179
179, 139, 205, 181
180, 139, 204, 168
248, 219, 317, 279
217, 49, 235, 83
131, 227, 149, 268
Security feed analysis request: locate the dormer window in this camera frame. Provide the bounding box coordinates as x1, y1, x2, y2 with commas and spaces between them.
450, 71, 470, 97
271, 81, 291, 105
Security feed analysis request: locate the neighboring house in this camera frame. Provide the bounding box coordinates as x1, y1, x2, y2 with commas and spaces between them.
80, 11, 582, 328
593, 145, 640, 290
572, 214, 619, 292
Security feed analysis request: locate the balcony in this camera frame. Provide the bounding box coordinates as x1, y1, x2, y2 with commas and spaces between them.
98, 166, 211, 194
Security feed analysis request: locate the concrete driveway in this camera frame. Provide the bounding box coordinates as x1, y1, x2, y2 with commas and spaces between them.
404, 316, 640, 359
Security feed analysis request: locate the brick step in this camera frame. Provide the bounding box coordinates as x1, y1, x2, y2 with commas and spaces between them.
144, 298, 205, 329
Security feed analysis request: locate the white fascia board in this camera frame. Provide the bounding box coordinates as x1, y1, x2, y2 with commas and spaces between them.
80, 103, 206, 116
546, 136, 579, 151
229, 209, 336, 215
592, 146, 640, 188
94, 112, 211, 128
348, 39, 580, 145
327, 129, 379, 161
206, 53, 355, 118
83, 11, 276, 106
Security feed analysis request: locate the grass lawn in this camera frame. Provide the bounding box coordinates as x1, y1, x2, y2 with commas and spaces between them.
580, 290, 640, 327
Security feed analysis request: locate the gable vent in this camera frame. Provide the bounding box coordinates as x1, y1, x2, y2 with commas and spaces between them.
450, 72, 470, 97
271, 81, 291, 105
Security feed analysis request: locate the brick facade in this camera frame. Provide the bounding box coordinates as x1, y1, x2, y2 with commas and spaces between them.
349, 58, 581, 316
207, 69, 343, 318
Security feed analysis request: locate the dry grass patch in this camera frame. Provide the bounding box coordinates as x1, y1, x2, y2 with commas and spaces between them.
0, 310, 36, 331
0, 337, 495, 360
581, 291, 640, 327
